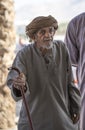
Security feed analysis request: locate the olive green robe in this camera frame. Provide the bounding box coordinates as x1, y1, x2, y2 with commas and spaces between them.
7, 40, 81, 130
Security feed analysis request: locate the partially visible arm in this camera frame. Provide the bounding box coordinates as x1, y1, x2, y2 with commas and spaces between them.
66, 48, 81, 124
7, 50, 30, 101
68, 83, 81, 124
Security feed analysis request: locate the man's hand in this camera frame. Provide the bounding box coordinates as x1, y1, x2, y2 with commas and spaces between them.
13, 73, 26, 91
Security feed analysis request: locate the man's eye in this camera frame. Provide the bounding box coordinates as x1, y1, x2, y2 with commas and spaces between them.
40, 30, 45, 35
49, 28, 54, 33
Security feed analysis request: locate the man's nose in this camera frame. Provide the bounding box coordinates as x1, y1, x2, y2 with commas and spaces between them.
45, 31, 51, 37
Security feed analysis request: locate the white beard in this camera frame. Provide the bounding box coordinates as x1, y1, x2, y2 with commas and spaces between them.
39, 42, 53, 50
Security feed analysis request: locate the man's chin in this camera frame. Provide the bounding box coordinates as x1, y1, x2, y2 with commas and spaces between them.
40, 43, 53, 49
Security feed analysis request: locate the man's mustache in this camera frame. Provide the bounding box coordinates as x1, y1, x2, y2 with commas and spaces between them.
43, 38, 53, 41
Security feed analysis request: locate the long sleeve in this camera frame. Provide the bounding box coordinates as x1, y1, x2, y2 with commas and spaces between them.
66, 48, 81, 120
7, 50, 30, 102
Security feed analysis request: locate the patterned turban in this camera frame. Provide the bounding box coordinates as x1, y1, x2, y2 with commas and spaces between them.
26, 15, 58, 39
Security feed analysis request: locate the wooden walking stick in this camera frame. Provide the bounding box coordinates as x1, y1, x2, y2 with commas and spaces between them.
8, 67, 34, 130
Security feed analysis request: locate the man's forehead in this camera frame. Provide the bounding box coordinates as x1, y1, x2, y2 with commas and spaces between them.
38, 26, 54, 31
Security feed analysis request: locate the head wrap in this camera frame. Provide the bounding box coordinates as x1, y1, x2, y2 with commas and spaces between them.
26, 15, 58, 39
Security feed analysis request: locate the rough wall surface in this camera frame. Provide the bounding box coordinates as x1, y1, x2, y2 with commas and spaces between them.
0, 0, 16, 129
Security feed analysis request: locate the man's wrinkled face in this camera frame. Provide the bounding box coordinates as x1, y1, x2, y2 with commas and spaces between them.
34, 26, 55, 49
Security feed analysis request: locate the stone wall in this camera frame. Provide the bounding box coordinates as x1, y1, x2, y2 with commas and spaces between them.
0, 0, 16, 129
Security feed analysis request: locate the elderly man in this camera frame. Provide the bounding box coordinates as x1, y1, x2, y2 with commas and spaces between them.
7, 15, 81, 130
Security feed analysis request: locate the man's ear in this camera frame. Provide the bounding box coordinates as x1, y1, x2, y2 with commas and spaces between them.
33, 33, 37, 41
31, 34, 36, 41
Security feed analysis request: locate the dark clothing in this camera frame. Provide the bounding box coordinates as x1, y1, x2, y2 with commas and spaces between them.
7, 41, 81, 130
65, 12, 85, 130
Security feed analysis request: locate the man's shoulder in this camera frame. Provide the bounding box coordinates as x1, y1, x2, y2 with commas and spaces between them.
53, 40, 68, 52
53, 40, 65, 47
17, 43, 34, 56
